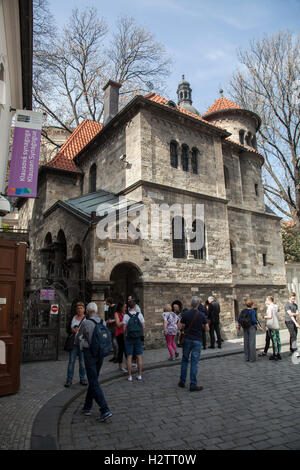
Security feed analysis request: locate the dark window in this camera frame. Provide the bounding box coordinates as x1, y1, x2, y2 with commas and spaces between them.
262, 253, 267, 266
89, 163, 97, 192
239, 130, 245, 145
181, 145, 189, 172
255, 183, 259, 196
172, 217, 186, 259
230, 242, 235, 265
191, 148, 198, 174
252, 135, 257, 149
191, 219, 206, 260
170, 141, 178, 168
224, 165, 230, 189
245, 132, 252, 146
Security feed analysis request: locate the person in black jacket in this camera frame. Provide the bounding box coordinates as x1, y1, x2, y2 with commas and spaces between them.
207, 296, 222, 349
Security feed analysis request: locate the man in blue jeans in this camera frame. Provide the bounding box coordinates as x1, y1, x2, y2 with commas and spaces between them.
75, 302, 112, 422
178, 296, 209, 392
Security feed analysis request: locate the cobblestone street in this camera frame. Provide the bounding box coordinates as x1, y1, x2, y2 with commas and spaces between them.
59, 351, 300, 451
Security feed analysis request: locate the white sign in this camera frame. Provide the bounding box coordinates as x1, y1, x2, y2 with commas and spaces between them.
50, 304, 59, 315
0, 298, 6, 305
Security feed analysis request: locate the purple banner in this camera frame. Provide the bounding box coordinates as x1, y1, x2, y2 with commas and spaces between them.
8, 111, 42, 198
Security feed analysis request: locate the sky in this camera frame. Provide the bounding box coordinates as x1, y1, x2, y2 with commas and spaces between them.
48, 0, 300, 114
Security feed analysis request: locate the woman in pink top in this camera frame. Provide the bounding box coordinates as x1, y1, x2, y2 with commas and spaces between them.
163, 304, 180, 361
114, 302, 127, 372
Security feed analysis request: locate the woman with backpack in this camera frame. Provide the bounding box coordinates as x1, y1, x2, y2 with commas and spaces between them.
162, 304, 180, 361
237, 299, 263, 362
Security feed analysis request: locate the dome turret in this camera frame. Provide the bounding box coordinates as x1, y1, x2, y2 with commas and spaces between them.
176, 75, 200, 116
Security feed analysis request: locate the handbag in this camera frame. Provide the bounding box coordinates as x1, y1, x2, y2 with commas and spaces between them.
178, 310, 200, 346
266, 306, 280, 330
64, 333, 75, 351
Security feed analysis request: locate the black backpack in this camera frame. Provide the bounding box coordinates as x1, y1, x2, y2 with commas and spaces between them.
126, 312, 143, 339
239, 309, 252, 329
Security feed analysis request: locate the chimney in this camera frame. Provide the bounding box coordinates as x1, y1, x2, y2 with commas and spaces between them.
103, 80, 122, 126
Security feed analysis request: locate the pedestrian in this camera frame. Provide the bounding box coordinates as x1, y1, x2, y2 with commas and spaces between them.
123, 299, 145, 382
207, 296, 222, 349
284, 292, 300, 354
105, 298, 119, 363
172, 302, 182, 348
258, 328, 272, 357
162, 304, 180, 361
64, 301, 87, 388
237, 299, 262, 362
114, 302, 128, 372
128, 295, 141, 313
264, 296, 281, 361
178, 296, 209, 392
198, 300, 208, 350
75, 302, 112, 422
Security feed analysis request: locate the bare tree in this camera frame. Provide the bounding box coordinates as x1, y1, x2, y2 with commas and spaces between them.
33, 6, 172, 139
230, 31, 300, 225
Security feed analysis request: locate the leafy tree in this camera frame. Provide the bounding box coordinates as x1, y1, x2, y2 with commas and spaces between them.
281, 223, 300, 262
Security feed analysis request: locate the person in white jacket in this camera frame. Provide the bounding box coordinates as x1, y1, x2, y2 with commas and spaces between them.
265, 296, 281, 361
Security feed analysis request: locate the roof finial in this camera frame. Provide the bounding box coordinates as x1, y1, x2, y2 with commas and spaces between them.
219, 88, 224, 97
182, 74, 185, 80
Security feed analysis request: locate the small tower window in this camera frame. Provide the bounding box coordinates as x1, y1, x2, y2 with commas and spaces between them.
239, 130, 245, 145
170, 141, 178, 169
252, 135, 257, 149
191, 219, 206, 260
181, 145, 189, 172
245, 132, 252, 146
230, 241, 235, 265
255, 183, 259, 196
262, 253, 267, 266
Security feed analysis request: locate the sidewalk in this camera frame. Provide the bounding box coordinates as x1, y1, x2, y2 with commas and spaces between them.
0, 329, 294, 450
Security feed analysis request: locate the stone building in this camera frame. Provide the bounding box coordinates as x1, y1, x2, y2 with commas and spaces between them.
18, 77, 287, 347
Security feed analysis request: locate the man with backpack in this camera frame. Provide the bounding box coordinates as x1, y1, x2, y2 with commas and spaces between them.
75, 302, 112, 422
123, 300, 145, 382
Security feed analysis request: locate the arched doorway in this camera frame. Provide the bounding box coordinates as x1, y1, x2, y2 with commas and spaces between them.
110, 263, 142, 305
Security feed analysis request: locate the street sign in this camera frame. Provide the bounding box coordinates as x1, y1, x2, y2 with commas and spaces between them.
50, 304, 59, 315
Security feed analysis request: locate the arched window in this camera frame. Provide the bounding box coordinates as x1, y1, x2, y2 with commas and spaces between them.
170, 141, 178, 168
245, 132, 252, 146
172, 217, 186, 259
191, 148, 198, 174
224, 165, 230, 189
239, 129, 245, 145
191, 219, 206, 260
89, 163, 97, 193
255, 183, 259, 196
181, 145, 189, 172
44, 232, 52, 248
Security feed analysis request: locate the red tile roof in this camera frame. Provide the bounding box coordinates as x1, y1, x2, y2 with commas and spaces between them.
203, 97, 242, 116
44, 120, 103, 173
145, 93, 226, 132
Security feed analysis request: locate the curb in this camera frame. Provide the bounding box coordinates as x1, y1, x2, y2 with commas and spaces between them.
30, 342, 289, 450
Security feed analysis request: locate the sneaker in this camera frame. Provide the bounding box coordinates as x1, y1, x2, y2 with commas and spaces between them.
168, 357, 175, 361
178, 381, 185, 388
276, 354, 282, 360
190, 385, 204, 392
120, 367, 128, 372
127, 376, 133, 382
258, 352, 267, 357
109, 357, 116, 362
64, 381, 72, 388
136, 375, 142, 381
80, 379, 88, 386
175, 351, 179, 358
81, 408, 92, 416
97, 411, 112, 422
132, 363, 137, 368
269, 355, 278, 361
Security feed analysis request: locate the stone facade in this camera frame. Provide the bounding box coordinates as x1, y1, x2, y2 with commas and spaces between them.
18, 82, 288, 347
